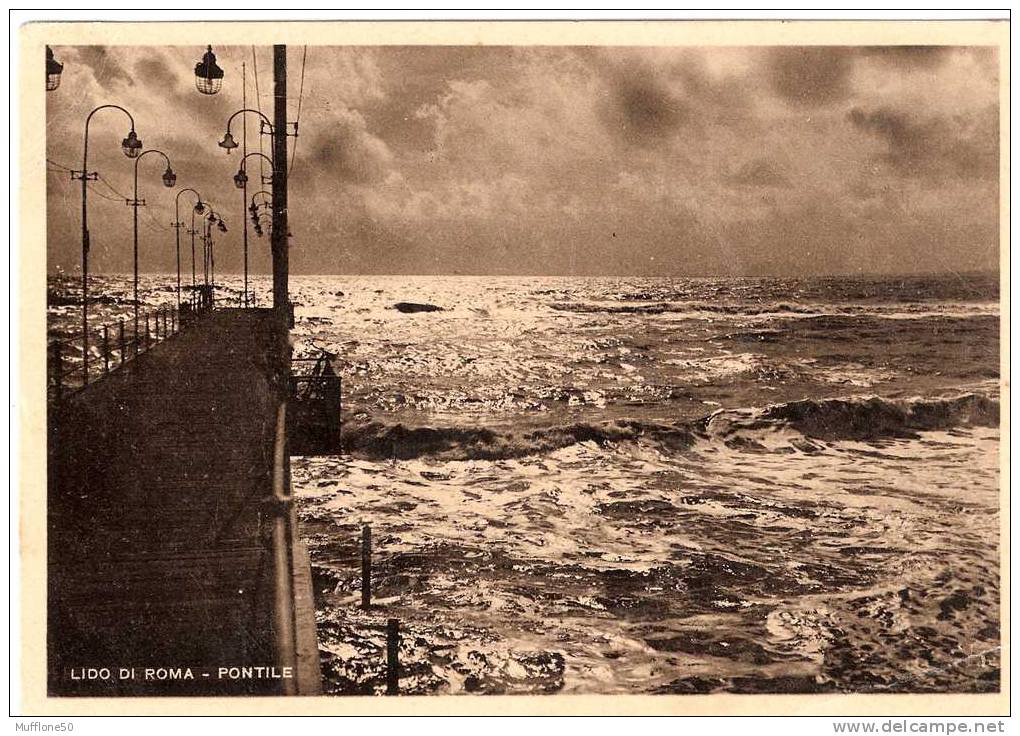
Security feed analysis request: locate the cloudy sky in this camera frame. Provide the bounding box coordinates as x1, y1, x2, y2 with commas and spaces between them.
46, 44, 999, 277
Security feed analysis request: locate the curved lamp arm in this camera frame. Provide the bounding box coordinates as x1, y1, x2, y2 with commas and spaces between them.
220, 108, 274, 152
132, 149, 175, 207
235, 152, 275, 188
83, 104, 138, 170
175, 187, 204, 224
134, 148, 172, 175
226, 108, 273, 133
250, 190, 273, 211
239, 151, 275, 171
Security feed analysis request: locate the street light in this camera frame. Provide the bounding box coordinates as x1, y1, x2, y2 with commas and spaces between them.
232, 153, 274, 306
173, 187, 203, 309
122, 130, 143, 158
194, 45, 224, 95
218, 108, 273, 154
128, 149, 176, 344
218, 131, 238, 152
202, 215, 215, 286
250, 191, 272, 235
72, 104, 141, 384
188, 205, 202, 304
46, 46, 63, 91
202, 210, 227, 301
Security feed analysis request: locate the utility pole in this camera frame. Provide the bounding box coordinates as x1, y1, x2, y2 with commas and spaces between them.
271, 45, 289, 320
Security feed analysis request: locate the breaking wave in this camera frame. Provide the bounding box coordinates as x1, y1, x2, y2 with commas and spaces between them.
700, 392, 999, 442
341, 392, 998, 461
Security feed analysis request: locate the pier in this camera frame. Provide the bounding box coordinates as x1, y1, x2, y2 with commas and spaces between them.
47, 303, 325, 695
45, 43, 338, 697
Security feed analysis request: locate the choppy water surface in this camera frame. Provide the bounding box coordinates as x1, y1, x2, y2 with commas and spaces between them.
48, 272, 1001, 695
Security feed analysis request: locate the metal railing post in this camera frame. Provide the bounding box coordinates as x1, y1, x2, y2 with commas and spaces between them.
145, 312, 151, 351
102, 325, 110, 374
118, 320, 126, 365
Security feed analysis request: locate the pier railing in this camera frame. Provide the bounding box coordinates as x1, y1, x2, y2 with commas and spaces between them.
182, 285, 262, 312
289, 352, 343, 455
48, 304, 182, 403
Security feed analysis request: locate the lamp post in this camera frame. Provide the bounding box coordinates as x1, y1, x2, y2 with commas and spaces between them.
188, 208, 200, 304
216, 47, 292, 410
219, 109, 274, 308
203, 210, 227, 302
128, 149, 176, 343
46, 46, 63, 91
71, 105, 142, 384
173, 188, 205, 309
233, 152, 274, 307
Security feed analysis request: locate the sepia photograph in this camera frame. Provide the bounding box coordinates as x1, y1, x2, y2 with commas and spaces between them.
16, 14, 1009, 719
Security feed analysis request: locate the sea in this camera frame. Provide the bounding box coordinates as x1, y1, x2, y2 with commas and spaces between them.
47, 271, 1001, 695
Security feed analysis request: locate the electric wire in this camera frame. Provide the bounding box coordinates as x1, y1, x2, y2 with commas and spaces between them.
289, 45, 308, 177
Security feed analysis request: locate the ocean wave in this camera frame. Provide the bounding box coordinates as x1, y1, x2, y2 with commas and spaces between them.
701, 392, 999, 443
339, 393, 998, 460
342, 419, 698, 461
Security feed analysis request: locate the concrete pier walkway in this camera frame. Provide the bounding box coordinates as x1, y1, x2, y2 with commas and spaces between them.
47, 309, 321, 696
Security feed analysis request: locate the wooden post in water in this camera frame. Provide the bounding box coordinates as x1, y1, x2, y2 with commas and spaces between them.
101, 325, 109, 374
386, 618, 399, 695
361, 525, 372, 609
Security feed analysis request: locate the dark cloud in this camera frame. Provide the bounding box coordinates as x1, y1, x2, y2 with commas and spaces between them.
857, 45, 954, 68
609, 72, 687, 142
308, 107, 393, 185
848, 107, 919, 156
765, 46, 995, 106
594, 52, 751, 146
848, 105, 998, 180
73, 46, 133, 87
766, 47, 854, 106
133, 55, 179, 94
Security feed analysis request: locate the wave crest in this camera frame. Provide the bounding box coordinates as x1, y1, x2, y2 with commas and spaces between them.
339, 393, 998, 460
704, 392, 998, 442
